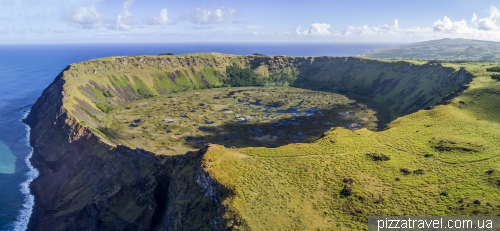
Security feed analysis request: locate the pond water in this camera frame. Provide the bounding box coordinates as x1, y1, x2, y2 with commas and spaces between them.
104, 87, 381, 155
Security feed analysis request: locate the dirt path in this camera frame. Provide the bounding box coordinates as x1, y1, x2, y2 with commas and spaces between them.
236, 141, 500, 165
382, 143, 500, 165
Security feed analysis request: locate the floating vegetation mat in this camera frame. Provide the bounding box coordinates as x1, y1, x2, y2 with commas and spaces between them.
103, 87, 380, 155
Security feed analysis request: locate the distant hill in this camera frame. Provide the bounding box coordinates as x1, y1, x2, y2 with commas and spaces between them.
365, 38, 500, 61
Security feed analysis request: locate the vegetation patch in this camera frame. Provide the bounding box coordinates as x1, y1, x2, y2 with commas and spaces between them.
400, 168, 411, 175
368, 153, 390, 161
223, 63, 265, 87
102, 87, 379, 155
486, 66, 500, 72
201, 62, 500, 230
81, 107, 100, 122
95, 102, 113, 113
54, 54, 500, 230
365, 38, 500, 61
103, 90, 114, 97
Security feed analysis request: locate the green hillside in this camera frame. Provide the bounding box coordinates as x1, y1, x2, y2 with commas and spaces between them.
35, 53, 500, 230
62, 54, 470, 148
365, 38, 500, 61
202, 62, 500, 230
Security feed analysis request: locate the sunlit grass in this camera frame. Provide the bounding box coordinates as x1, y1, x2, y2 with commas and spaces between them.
203, 62, 500, 230
102, 87, 379, 155
58, 54, 500, 230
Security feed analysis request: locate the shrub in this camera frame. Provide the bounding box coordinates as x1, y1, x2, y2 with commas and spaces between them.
486, 66, 500, 72
103, 90, 114, 97
424, 153, 434, 158
491, 74, 500, 80
96, 102, 113, 113
369, 153, 390, 161
413, 169, 424, 175
137, 88, 154, 98
400, 168, 411, 175
252, 53, 266, 56
440, 191, 449, 196
374, 194, 384, 204
340, 183, 352, 197
343, 177, 354, 183
224, 63, 265, 87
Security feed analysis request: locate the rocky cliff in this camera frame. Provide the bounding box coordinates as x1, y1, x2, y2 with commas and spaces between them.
24, 72, 231, 230
24, 53, 472, 230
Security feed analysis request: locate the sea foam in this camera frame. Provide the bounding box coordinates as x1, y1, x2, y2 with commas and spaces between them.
12, 111, 39, 231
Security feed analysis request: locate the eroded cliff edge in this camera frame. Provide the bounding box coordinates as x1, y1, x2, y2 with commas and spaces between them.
23, 74, 230, 230
23, 53, 472, 230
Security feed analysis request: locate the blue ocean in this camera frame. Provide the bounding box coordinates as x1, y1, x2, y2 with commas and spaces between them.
0, 43, 397, 230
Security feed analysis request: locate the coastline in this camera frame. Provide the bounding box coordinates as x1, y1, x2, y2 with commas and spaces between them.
0, 43, 399, 229
12, 111, 38, 231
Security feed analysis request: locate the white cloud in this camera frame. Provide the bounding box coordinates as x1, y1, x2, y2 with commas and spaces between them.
433, 16, 471, 33
374, 19, 399, 31
343, 19, 399, 37
122, 0, 133, 18
64, 6, 103, 29
478, 18, 499, 31
185, 7, 236, 24
0, 11, 52, 20
337, 11, 500, 42
247, 25, 261, 30
288, 7, 500, 42
296, 23, 331, 36
148, 8, 174, 25
0, 27, 75, 35
108, 0, 134, 30
473, 6, 500, 31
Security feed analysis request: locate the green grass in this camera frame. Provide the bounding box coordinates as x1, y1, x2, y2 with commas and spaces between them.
365, 38, 500, 61
202, 62, 500, 230
55, 54, 500, 230
81, 107, 100, 123
101, 87, 379, 155
95, 102, 113, 113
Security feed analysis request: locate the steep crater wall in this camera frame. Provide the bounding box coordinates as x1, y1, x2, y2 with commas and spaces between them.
64, 54, 471, 140
24, 53, 472, 230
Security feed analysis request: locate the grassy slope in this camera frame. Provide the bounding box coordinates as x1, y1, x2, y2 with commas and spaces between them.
58, 54, 469, 149
291, 57, 468, 118
59, 53, 246, 141
53, 53, 492, 230
202, 62, 500, 230
365, 38, 500, 61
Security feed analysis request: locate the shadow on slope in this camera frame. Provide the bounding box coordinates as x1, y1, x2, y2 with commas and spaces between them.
185, 107, 376, 149
453, 85, 500, 124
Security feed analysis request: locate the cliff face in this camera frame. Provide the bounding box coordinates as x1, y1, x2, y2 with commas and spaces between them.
24, 54, 473, 230
24, 73, 229, 230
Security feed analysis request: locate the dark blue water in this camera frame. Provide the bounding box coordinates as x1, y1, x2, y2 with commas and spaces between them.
0, 42, 397, 230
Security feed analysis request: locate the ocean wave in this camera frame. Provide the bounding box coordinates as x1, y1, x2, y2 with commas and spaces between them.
12, 111, 39, 231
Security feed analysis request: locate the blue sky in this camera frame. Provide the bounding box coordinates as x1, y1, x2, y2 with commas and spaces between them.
2, 0, 500, 44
